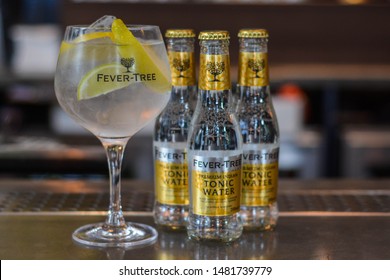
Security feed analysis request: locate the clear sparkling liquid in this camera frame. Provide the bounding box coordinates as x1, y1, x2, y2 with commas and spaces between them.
237, 85, 280, 231
55, 40, 170, 138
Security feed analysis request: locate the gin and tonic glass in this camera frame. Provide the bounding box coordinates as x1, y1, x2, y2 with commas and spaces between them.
54, 21, 171, 247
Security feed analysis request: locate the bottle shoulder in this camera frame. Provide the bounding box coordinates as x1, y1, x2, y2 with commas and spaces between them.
188, 110, 242, 151
237, 104, 278, 123
157, 101, 192, 119
236, 86, 278, 125
236, 88, 280, 144
154, 101, 193, 142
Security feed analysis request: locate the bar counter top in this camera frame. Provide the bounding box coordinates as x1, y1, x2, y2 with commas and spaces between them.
0, 179, 389, 260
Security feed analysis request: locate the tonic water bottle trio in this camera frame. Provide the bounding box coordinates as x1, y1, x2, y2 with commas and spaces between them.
153, 28, 280, 242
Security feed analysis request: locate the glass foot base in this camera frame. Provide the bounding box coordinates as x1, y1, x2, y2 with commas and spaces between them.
72, 222, 158, 248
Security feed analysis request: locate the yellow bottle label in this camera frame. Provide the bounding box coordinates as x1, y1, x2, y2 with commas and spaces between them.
154, 146, 189, 205
199, 54, 231, 90
241, 148, 279, 206
191, 154, 241, 216
168, 51, 196, 86
238, 52, 269, 87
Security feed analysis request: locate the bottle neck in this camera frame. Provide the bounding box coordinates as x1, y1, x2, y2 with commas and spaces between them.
239, 37, 268, 53
198, 90, 230, 110
239, 86, 272, 105
238, 37, 269, 88
166, 37, 196, 87
198, 39, 231, 92
169, 85, 194, 104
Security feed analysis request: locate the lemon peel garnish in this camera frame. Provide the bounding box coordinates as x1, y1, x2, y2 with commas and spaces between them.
111, 19, 171, 94
60, 31, 114, 54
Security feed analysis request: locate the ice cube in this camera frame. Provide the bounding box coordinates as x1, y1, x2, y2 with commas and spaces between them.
89, 15, 116, 29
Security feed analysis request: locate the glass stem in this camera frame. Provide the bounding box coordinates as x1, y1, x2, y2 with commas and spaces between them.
100, 138, 130, 233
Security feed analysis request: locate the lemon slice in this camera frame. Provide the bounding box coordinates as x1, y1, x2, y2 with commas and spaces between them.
111, 19, 171, 94
60, 31, 114, 54
77, 63, 133, 100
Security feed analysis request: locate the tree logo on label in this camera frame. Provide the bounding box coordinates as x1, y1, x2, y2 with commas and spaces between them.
120, 57, 135, 73
173, 58, 190, 78
206, 61, 225, 82
247, 59, 265, 78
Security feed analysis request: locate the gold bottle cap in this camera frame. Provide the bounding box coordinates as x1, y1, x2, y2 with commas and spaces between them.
198, 30, 230, 40
165, 29, 196, 38
238, 29, 269, 38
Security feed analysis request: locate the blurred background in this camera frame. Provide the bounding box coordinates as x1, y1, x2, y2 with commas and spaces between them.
0, 0, 389, 180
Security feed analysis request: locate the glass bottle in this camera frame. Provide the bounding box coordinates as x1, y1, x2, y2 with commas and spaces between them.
236, 29, 280, 231
153, 29, 197, 230
187, 30, 243, 242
